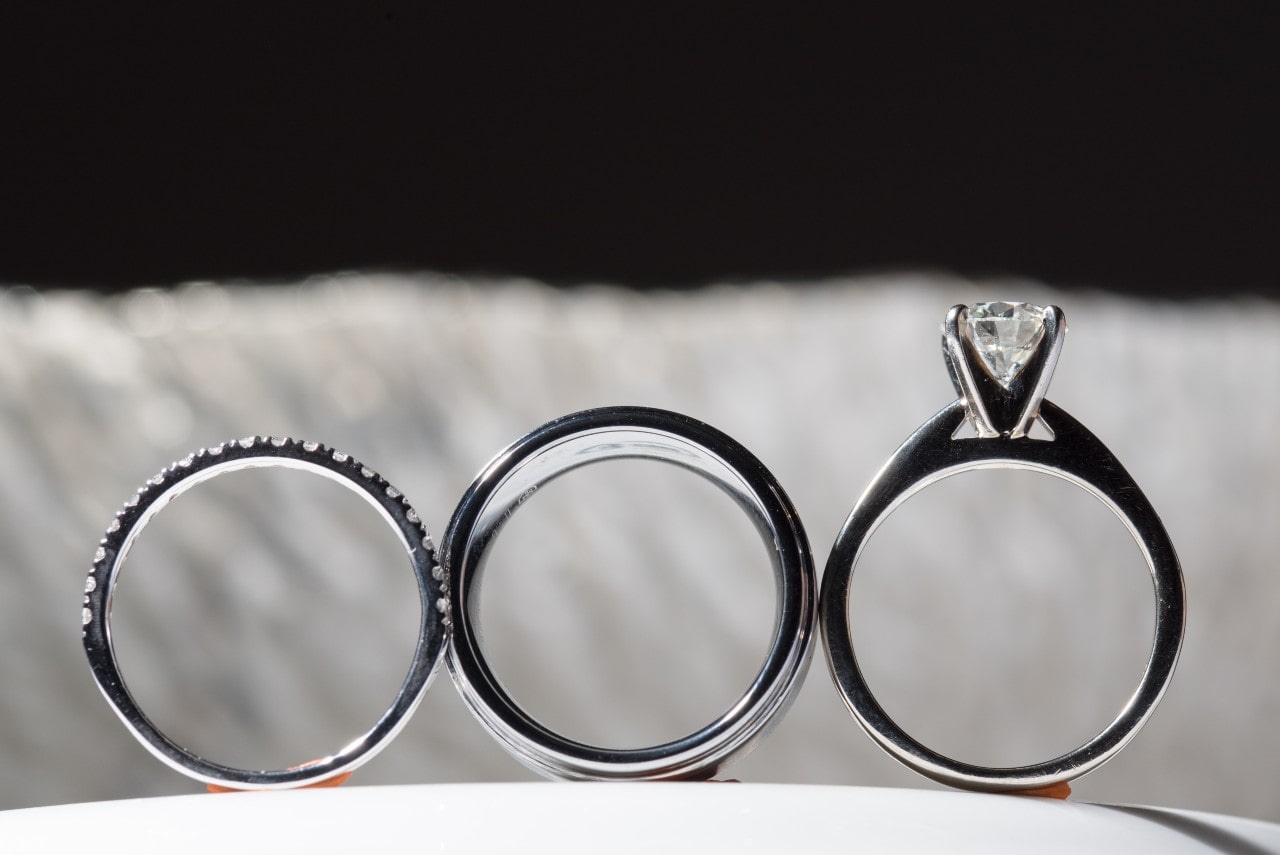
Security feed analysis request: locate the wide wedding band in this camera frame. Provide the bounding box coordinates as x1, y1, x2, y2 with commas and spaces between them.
444, 406, 816, 780
82, 436, 448, 790
820, 303, 1186, 792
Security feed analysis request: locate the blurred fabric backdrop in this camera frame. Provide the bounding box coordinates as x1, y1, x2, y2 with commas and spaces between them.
2, 275, 1279, 822
2, 3, 1279, 826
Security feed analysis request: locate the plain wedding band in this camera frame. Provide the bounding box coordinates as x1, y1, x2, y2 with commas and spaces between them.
443, 406, 817, 781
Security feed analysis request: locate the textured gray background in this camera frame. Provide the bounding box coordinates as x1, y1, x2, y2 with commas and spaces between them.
1, 275, 1277, 821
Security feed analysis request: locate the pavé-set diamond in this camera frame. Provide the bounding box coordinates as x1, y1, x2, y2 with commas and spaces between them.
962, 301, 1047, 388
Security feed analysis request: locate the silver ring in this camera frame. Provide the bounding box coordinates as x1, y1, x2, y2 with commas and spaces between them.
820, 303, 1186, 792
444, 406, 816, 780
82, 436, 449, 790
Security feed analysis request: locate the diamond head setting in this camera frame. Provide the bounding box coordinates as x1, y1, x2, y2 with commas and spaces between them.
962, 301, 1047, 388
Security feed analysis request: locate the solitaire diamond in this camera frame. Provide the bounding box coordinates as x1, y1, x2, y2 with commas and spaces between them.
963, 302, 1046, 388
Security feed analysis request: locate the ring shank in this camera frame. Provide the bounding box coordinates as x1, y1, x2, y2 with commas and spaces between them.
445, 407, 815, 781
83, 438, 446, 789
820, 400, 1185, 791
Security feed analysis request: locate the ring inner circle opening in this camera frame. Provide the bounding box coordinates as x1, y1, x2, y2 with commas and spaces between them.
848, 466, 1153, 769
110, 464, 423, 771
475, 454, 777, 750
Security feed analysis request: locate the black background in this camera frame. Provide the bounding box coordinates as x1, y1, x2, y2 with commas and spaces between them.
1, 6, 1277, 297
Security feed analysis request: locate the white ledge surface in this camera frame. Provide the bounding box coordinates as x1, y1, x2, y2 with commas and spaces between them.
3, 783, 1279, 853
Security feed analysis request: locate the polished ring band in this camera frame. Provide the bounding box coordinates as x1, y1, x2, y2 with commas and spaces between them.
444, 406, 816, 780
82, 436, 449, 790
820, 303, 1186, 792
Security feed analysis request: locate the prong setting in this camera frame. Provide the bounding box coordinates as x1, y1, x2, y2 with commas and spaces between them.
942, 302, 1066, 439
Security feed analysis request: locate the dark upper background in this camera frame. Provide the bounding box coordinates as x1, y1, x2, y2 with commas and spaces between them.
1, 5, 1276, 297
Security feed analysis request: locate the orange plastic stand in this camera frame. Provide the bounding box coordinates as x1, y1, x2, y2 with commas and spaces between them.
1002, 781, 1071, 800
207, 771, 352, 794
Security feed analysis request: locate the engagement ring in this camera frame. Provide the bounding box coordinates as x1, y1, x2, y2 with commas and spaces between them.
819, 303, 1186, 792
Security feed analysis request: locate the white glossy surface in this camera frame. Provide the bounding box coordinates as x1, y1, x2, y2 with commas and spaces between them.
2, 784, 1278, 853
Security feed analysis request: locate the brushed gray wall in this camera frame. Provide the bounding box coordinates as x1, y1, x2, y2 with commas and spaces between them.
1, 276, 1276, 821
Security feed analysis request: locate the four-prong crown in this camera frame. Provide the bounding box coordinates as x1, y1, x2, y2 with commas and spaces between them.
943, 302, 1066, 439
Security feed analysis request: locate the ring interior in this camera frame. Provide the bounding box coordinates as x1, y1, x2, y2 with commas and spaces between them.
844, 459, 1163, 783
101, 456, 430, 787
463, 426, 790, 759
